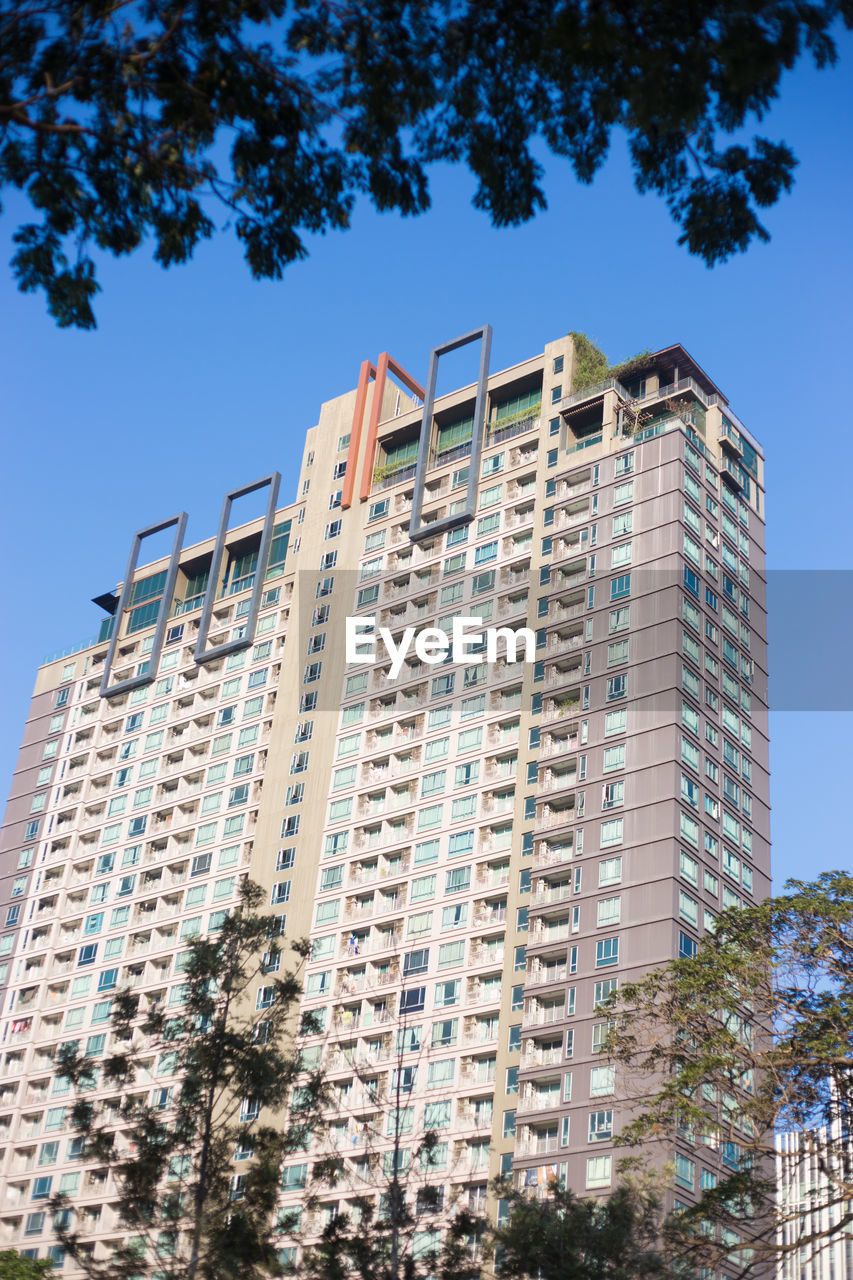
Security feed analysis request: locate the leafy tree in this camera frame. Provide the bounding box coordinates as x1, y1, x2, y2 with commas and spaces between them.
293, 1181, 484, 1280
0, 1251, 55, 1280
606, 871, 853, 1279
283, 975, 485, 1280
491, 1178, 695, 1280
2, 0, 851, 327
51, 880, 325, 1280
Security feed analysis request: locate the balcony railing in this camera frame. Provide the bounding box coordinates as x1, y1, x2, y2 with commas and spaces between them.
486, 412, 541, 446
373, 462, 417, 491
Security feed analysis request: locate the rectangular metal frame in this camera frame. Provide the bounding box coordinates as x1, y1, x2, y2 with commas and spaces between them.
342, 354, 426, 509
99, 512, 188, 698
355, 353, 426, 506
409, 325, 492, 542
194, 472, 282, 664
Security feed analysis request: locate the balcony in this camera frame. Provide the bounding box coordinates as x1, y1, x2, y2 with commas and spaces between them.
560, 376, 631, 412
530, 920, 570, 944
543, 662, 582, 691
522, 1003, 565, 1027
721, 454, 746, 490
537, 804, 579, 831
543, 695, 581, 724
372, 462, 417, 492
469, 942, 504, 967
519, 1087, 562, 1112
539, 767, 578, 794
462, 1025, 499, 1047
529, 882, 573, 908
504, 507, 534, 532
515, 1133, 560, 1157
486, 411, 541, 447
526, 960, 568, 986
456, 1104, 494, 1129
499, 564, 530, 589
472, 905, 507, 928
539, 732, 579, 759
545, 632, 583, 659
546, 597, 585, 624
337, 932, 401, 960
718, 419, 743, 456
475, 866, 510, 890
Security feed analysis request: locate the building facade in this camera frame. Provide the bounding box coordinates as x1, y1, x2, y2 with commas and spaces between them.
0, 330, 769, 1268
776, 1126, 853, 1280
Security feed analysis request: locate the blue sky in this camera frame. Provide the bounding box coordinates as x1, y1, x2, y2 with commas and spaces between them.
2, 38, 851, 891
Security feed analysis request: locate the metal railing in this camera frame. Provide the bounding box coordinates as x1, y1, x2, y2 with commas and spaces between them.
486, 412, 541, 445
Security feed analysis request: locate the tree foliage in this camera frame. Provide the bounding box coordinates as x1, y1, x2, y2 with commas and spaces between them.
568, 332, 655, 394
492, 1178, 695, 1280
51, 880, 324, 1280
294, 1192, 484, 1280
2, 0, 851, 326
0, 1252, 55, 1280
568, 333, 611, 393
607, 871, 853, 1279
289, 996, 486, 1280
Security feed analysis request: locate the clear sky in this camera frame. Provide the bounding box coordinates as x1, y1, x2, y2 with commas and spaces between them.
2, 38, 851, 892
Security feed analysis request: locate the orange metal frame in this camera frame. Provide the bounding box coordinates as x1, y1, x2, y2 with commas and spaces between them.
341, 353, 425, 508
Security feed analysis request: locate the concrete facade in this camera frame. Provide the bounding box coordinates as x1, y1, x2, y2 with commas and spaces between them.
0, 332, 768, 1269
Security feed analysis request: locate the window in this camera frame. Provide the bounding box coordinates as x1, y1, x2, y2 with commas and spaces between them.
588, 1109, 613, 1142
600, 819, 623, 848
434, 980, 460, 1010
593, 978, 618, 1009
679, 891, 698, 927
597, 858, 622, 888
613, 481, 633, 506
403, 948, 429, 977
611, 541, 632, 569
596, 896, 621, 927
432, 938, 465, 975
682, 814, 700, 856
401, 987, 427, 1015
610, 574, 630, 600
604, 709, 626, 737
445, 867, 471, 894
681, 774, 699, 808
608, 608, 630, 639
680, 851, 699, 885
674, 1154, 695, 1190
449, 830, 474, 857
595, 937, 619, 968
602, 781, 624, 810
606, 674, 626, 701
427, 1019, 456, 1051
602, 745, 625, 775
586, 1155, 612, 1188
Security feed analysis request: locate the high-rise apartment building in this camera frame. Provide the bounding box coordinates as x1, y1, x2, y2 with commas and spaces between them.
0, 329, 768, 1269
